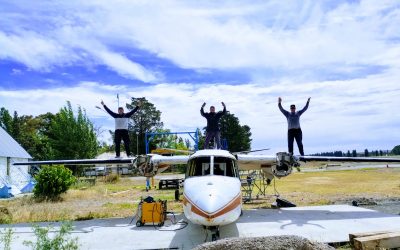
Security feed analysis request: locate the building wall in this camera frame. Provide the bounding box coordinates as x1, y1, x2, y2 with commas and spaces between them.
0, 157, 8, 185
0, 157, 30, 189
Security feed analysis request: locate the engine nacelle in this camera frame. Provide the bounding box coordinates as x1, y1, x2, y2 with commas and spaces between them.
272, 152, 296, 178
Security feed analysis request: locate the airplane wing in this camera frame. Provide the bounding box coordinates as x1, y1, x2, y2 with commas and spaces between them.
150, 154, 190, 165
13, 155, 189, 177
13, 157, 136, 166
235, 153, 400, 179
235, 154, 276, 171
234, 154, 400, 170
300, 156, 400, 163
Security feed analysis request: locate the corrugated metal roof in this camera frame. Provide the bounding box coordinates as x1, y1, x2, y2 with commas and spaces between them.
0, 126, 31, 159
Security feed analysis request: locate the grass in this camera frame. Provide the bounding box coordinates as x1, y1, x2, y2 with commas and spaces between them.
0, 167, 399, 224
0, 176, 182, 223
243, 167, 400, 208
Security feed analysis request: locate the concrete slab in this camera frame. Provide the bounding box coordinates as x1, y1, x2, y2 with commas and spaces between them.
2, 205, 400, 250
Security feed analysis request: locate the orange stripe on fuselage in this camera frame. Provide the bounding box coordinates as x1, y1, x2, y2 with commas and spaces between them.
184, 193, 242, 220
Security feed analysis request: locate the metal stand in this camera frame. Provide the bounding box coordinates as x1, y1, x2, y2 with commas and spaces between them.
239, 170, 271, 203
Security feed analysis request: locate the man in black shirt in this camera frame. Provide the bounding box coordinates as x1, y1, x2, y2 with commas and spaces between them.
201, 102, 226, 149
101, 100, 141, 157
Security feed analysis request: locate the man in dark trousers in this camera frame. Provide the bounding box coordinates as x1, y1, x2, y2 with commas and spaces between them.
201, 102, 226, 149
278, 97, 310, 156
101, 100, 141, 157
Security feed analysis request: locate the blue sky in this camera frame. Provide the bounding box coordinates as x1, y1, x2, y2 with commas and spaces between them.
1, 0, 400, 154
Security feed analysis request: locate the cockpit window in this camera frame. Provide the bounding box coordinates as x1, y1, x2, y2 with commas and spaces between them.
186, 156, 238, 178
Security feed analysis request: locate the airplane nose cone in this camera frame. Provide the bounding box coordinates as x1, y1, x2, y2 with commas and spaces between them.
184, 176, 241, 214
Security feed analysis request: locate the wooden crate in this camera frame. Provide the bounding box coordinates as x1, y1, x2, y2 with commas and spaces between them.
350, 231, 400, 250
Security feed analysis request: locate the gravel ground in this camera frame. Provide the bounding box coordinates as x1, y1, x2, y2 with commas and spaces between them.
193, 235, 335, 250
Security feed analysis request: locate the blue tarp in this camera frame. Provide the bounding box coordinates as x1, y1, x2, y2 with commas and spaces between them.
0, 185, 13, 198
21, 181, 35, 193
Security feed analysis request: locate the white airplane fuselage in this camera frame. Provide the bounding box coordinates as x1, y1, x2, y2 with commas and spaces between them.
183, 175, 242, 226
181, 150, 242, 227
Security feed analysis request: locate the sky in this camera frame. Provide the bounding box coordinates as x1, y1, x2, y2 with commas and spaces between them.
1, 0, 400, 154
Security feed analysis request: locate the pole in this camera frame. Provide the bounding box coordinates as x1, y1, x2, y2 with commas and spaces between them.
136, 132, 139, 155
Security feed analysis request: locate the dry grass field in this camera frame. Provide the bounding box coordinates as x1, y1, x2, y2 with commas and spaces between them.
0, 166, 399, 224
243, 167, 400, 209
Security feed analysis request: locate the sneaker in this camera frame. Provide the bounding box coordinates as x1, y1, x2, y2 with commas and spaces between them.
115, 156, 122, 159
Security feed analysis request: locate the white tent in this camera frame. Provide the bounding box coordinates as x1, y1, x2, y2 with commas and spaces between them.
0, 126, 32, 197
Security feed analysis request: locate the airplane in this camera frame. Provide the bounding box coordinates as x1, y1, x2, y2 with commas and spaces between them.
13, 149, 400, 241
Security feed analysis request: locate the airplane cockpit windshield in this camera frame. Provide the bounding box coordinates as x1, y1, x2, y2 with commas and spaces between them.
186, 156, 238, 178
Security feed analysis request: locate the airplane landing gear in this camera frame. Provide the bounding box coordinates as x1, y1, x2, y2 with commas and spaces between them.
174, 189, 180, 201
208, 226, 220, 241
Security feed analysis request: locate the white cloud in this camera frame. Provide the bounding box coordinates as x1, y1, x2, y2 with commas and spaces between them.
1, 0, 400, 154
95, 50, 158, 82
1, 71, 399, 154
0, 31, 79, 71
2, 0, 400, 78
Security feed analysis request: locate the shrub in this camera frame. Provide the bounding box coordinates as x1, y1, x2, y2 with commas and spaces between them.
0, 227, 14, 250
34, 165, 76, 200
23, 221, 79, 250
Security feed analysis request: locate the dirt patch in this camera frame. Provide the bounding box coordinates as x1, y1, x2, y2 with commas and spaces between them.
193, 235, 334, 250
335, 196, 400, 215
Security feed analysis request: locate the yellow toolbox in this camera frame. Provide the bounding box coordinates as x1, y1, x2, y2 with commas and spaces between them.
136, 199, 167, 227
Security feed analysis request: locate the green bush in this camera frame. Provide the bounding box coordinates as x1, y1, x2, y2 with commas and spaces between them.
0, 227, 13, 250
23, 222, 79, 250
34, 165, 76, 200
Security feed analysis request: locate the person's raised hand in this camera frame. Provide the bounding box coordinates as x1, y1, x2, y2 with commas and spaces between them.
221, 102, 225, 107
101, 100, 104, 106
278, 97, 282, 103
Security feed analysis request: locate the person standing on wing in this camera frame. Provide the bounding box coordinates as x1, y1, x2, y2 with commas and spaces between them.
201, 102, 226, 149
278, 97, 310, 156
101, 100, 141, 157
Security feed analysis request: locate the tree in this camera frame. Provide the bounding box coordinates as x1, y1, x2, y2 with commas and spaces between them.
352, 150, 357, 157
33, 113, 56, 160
47, 102, 98, 159
392, 145, 400, 155
0, 107, 13, 132
219, 112, 252, 152
346, 150, 351, 157
0, 108, 54, 160
197, 129, 206, 150
364, 149, 369, 157
185, 138, 191, 149
126, 97, 163, 154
